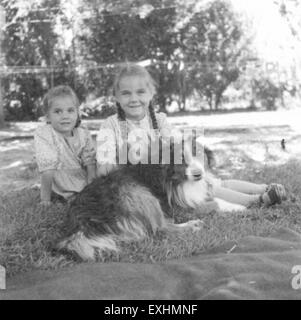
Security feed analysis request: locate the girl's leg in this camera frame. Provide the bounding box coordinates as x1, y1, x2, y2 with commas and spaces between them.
213, 185, 260, 207
221, 179, 267, 195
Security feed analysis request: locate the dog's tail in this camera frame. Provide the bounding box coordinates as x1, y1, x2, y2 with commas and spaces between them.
57, 185, 167, 261
57, 232, 118, 261
57, 211, 160, 260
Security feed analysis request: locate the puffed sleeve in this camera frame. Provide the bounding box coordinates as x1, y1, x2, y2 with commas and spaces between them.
81, 129, 96, 167
34, 125, 59, 172
96, 117, 119, 175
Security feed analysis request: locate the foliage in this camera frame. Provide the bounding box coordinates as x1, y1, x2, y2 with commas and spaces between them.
0, 0, 300, 122
78, 0, 180, 112
0, 0, 76, 120
80, 96, 116, 119
252, 78, 283, 110
182, 0, 251, 110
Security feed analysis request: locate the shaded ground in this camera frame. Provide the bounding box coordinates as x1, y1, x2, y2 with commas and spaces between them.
2, 228, 301, 300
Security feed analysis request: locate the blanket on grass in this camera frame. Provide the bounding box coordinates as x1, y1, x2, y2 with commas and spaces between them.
1, 228, 301, 300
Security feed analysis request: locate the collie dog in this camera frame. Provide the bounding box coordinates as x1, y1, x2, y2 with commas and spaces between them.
57, 136, 237, 261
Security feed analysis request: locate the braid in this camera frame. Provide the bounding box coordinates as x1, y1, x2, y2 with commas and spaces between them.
116, 102, 128, 144
148, 101, 159, 136
75, 116, 81, 128
117, 102, 126, 121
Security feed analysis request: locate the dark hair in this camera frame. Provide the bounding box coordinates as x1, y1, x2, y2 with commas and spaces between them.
42, 85, 81, 127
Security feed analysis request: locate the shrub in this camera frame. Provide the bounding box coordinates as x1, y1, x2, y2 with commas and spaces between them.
80, 96, 116, 119
252, 78, 282, 110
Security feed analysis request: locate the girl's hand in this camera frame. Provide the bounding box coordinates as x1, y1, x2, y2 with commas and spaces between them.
87, 164, 97, 183
40, 170, 55, 207
40, 200, 52, 207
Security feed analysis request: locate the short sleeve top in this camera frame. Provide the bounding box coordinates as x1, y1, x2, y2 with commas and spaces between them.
96, 112, 181, 175
34, 124, 96, 198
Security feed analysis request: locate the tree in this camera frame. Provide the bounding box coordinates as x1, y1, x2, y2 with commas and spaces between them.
0, 0, 73, 121
182, 0, 251, 110
0, 4, 5, 127
274, 0, 301, 102
76, 0, 180, 112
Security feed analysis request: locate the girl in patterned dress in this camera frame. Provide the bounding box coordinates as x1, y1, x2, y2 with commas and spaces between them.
34, 85, 96, 206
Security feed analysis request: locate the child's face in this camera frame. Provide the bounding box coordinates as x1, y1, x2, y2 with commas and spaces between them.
47, 96, 78, 136
116, 76, 154, 121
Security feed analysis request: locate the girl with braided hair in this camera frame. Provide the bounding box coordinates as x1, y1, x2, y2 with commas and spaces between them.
96, 63, 181, 176
96, 63, 287, 208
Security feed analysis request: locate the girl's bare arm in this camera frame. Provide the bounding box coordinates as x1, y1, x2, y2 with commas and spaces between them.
87, 164, 97, 183
40, 170, 55, 205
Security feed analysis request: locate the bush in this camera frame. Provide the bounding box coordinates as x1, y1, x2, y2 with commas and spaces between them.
80, 96, 117, 119
252, 78, 282, 110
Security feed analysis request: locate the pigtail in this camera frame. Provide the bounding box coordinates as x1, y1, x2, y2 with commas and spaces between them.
116, 101, 128, 143
75, 116, 82, 128
148, 100, 159, 136
117, 102, 126, 121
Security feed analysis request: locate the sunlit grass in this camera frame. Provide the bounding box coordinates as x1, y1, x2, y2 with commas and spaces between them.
1, 159, 301, 278
1, 113, 301, 278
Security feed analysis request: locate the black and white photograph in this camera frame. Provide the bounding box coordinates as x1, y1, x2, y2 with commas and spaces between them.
1, 0, 301, 302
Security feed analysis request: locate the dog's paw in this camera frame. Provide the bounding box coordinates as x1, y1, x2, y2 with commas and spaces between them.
196, 200, 220, 216
185, 219, 204, 232
215, 198, 246, 213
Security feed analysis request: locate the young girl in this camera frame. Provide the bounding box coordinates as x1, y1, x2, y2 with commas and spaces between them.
34, 85, 96, 206
96, 64, 179, 176
96, 63, 287, 208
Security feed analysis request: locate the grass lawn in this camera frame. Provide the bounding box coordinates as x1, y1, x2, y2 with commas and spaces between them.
1, 113, 301, 278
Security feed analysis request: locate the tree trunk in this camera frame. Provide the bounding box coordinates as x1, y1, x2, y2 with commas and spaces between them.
181, 89, 186, 111
0, 113, 5, 129
214, 87, 225, 110
0, 79, 5, 128
207, 96, 213, 111
180, 71, 186, 111
214, 93, 221, 110
157, 94, 167, 113
0, 6, 5, 128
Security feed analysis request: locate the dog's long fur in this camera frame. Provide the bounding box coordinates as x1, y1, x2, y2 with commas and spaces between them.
58, 137, 233, 261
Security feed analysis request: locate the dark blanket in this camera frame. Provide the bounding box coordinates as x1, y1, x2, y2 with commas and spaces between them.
1, 228, 301, 300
